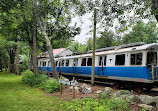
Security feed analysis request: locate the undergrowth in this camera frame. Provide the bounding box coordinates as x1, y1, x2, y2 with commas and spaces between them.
60, 95, 130, 111
22, 70, 60, 93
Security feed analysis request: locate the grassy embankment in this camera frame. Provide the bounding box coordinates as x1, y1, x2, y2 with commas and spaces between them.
0, 72, 62, 111
0, 71, 130, 111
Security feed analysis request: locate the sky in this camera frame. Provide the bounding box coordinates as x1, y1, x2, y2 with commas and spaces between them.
72, 11, 152, 44
71, 13, 92, 44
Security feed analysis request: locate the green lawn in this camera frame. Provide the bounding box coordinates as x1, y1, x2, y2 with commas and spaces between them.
0, 72, 63, 111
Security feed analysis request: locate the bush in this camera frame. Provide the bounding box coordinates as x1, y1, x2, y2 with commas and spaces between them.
44, 79, 60, 93
18, 57, 28, 73
22, 70, 36, 86
22, 70, 60, 93
60, 95, 130, 111
34, 74, 48, 89
22, 70, 48, 88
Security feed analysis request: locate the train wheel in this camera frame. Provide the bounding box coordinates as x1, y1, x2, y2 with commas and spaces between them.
145, 87, 152, 91
113, 82, 121, 89
133, 83, 142, 93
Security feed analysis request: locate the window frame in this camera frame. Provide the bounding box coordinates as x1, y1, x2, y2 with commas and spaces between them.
81, 58, 87, 66
115, 54, 125, 66
61, 60, 65, 66
42, 61, 47, 67
98, 56, 103, 66
65, 59, 69, 67
104, 56, 106, 66
87, 58, 92, 66
147, 52, 157, 66
59, 61, 62, 67
98, 55, 106, 66
55, 61, 58, 66
73, 58, 78, 66
130, 53, 143, 66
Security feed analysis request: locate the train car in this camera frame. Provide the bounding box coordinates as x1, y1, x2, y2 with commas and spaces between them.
38, 43, 158, 90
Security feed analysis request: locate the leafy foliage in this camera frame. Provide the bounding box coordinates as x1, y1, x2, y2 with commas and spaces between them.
18, 56, 28, 73
122, 21, 158, 44
22, 70, 59, 93
22, 70, 36, 86
60, 95, 130, 111
44, 79, 60, 93
96, 31, 116, 49
22, 70, 48, 88
69, 41, 87, 53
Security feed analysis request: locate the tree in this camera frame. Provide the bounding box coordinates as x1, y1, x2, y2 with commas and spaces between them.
86, 38, 93, 51
149, 0, 158, 22
69, 41, 87, 53
122, 21, 158, 44
0, 37, 8, 72
96, 31, 115, 49
33, 0, 81, 79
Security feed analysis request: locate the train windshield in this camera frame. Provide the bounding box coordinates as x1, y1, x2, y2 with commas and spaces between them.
147, 52, 157, 66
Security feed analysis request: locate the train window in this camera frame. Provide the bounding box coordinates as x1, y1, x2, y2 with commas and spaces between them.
87, 58, 92, 66
99, 56, 103, 66
59, 61, 61, 66
43, 62, 46, 66
147, 52, 157, 65
73, 59, 78, 66
66, 60, 69, 66
81, 58, 86, 66
40, 62, 42, 67
48, 61, 50, 66
131, 53, 142, 65
115, 54, 125, 65
55, 61, 58, 66
62, 60, 64, 66
104, 56, 106, 66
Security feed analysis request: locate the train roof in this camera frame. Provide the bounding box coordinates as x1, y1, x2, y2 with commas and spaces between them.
55, 43, 158, 60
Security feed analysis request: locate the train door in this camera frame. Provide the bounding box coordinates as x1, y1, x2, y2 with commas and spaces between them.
47, 61, 50, 71
73, 59, 78, 74
147, 52, 157, 80
98, 56, 104, 76
59, 61, 62, 74
98, 56, 106, 76
103, 56, 106, 76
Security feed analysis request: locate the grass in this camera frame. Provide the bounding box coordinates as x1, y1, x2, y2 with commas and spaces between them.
0, 72, 63, 111
0, 71, 130, 111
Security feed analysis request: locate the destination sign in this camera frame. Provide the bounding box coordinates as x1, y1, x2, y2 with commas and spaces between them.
58, 79, 76, 86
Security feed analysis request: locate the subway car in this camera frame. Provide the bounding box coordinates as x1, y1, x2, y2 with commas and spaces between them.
38, 42, 158, 90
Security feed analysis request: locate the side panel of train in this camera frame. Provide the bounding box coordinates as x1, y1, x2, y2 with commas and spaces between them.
38, 51, 158, 83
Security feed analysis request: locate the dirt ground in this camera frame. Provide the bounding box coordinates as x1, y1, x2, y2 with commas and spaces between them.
44, 82, 158, 111
45, 82, 108, 101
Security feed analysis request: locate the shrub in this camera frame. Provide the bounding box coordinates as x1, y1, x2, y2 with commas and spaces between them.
60, 95, 130, 111
34, 74, 48, 89
18, 57, 28, 73
22, 70, 48, 88
44, 79, 60, 93
22, 70, 36, 86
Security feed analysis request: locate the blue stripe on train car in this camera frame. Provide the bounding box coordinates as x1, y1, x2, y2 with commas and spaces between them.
58, 66, 155, 80
38, 67, 47, 71
38, 66, 158, 80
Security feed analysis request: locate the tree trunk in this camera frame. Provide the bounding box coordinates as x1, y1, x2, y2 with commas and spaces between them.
0, 55, 2, 72
38, 18, 58, 79
150, 0, 158, 22
91, 8, 96, 86
8, 49, 16, 73
29, 45, 33, 70
39, 26, 58, 79
15, 43, 19, 74
32, 21, 39, 75
33, 0, 58, 79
